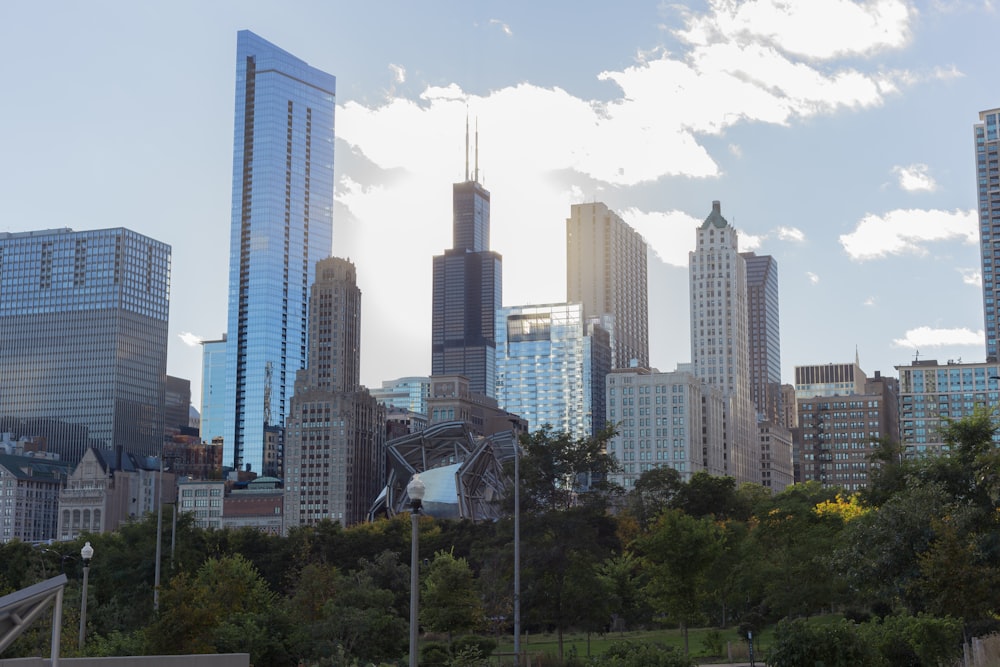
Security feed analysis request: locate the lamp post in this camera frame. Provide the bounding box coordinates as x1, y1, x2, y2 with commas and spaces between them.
153, 456, 164, 612
509, 420, 522, 666
407, 473, 426, 667
78, 541, 93, 651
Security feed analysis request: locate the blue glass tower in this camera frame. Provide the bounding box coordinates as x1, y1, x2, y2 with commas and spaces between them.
224, 31, 336, 473
200, 336, 227, 443
976, 109, 1000, 362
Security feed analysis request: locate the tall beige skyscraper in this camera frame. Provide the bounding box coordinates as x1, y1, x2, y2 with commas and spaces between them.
566, 202, 649, 369
284, 257, 385, 530
689, 201, 759, 483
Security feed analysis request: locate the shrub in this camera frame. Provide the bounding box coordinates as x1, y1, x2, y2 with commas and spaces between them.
589, 640, 695, 667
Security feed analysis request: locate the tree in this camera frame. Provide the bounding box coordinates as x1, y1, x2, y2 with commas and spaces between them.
421, 550, 484, 643
670, 472, 741, 520
637, 509, 723, 655
627, 466, 683, 527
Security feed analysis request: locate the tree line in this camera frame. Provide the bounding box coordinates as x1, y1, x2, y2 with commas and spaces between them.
3, 413, 1000, 666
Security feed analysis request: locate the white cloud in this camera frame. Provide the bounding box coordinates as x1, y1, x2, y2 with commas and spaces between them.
958, 267, 982, 286
621, 207, 700, 267
807, 272, 820, 284
739, 231, 763, 251
388, 63, 406, 84
892, 326, 985, 348
864, 296, 877, 306
677, 0, 913, 60
489, 19, 513, 37
776, 226, 805, 242
892, 163, 937, 192
178, 332, 201, 347
839, 208, 978, 260
729, 143, 743, 157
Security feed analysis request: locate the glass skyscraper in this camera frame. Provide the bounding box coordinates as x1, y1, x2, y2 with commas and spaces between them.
741, 252, 781, 421
495, 303, 610, 439
0, 227, 171, 464
975, 109, 1000, 361
224, 31, 336, 474
200, 336, 227, 443
431, 177, 502, 398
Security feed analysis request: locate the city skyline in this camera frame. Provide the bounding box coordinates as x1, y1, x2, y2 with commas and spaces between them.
0, 2, 993, 408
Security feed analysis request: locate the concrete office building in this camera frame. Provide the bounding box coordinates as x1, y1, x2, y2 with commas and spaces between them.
689, 201, 759, 483
741, 252, 782, 421
0, 227, 170, 463
495, 303, 611, 439
605, 367, 726, 489
224, 31, 337, 475
567, 202, 649, 369
284, 258, 385, 530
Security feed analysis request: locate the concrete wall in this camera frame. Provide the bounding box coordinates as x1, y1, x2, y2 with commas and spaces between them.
0, 654, 249, 667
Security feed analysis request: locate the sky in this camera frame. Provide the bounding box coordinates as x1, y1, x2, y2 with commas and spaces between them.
0, 0, 997, 410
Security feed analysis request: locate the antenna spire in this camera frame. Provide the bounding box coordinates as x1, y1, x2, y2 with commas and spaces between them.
464, 112, 470, 182
474, 117, 480, 184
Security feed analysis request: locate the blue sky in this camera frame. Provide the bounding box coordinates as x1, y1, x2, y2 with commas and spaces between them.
0, 1, 995, 409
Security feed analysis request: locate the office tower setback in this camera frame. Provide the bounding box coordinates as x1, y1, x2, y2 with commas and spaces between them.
431, 131, 502, 398
224, 31, 337, 474
200, 336, 227, 444
284, 258, 385, 529
0, 228, 170, 463
567, 203, 649, 369
976, 109, 1000, 361
741, 252, 782, 421
689, 201, 759, 483
495, 303, 611, 439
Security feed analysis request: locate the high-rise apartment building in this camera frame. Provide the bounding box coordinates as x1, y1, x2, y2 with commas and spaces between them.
689, 201, 759, 483
284, 258, 385, 529
975, 109, 1000, 361
896, 359, 1000, 457
370, 377, 431, 416
567, 202, 649, 369
796, 369, 899, 489
495, 303, 611, 439
224, 31, 337, 474
200, 336, 227, 444
431, 143, 502, 398
0, 227, 170, 463
605, 367, 726, 489
741, 252, 782, 421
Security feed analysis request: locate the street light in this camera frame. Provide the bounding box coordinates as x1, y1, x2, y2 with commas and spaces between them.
407, 473, 426, 667
508, 419, 522, 666
153, 456, 165, 612
79, 541, 93, 651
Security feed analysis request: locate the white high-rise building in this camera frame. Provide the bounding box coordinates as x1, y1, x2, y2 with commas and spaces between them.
689, 201, 759, 483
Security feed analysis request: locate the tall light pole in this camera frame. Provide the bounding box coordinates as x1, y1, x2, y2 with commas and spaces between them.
509, 420, 522, 666
407, 473, 426, 667
153, 456, 164, 612
78, 541, 93, 651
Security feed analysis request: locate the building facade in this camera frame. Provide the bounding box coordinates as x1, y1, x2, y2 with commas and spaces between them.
283, 258, 385, 530
224, 30, 337, 475
566, 202, 649, 369
795, 371, 899, 489
495, 303, 611, 439
431, 173, 502, 399
0, 451, 71, 544
200, 336, 227, 444
689, 201, 759, 483
605, 367, 726, 489
741, 252, 782, 422
370, 377, 431, 416
976, 109, 1000, 361
0, 227, 170, 463
896, 359, 999, 457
